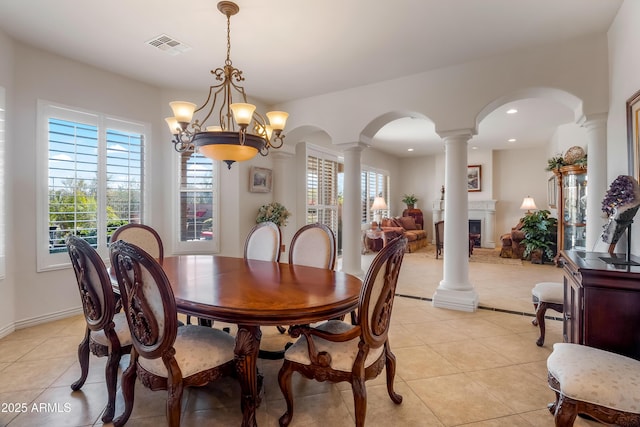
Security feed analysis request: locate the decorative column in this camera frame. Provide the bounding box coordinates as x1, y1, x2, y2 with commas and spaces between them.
338, 142, 368, 277
432, 130, 479, 312
580, 113, 607, 250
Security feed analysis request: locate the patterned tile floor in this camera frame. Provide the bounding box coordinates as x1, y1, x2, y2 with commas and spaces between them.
0, 249, 600, 426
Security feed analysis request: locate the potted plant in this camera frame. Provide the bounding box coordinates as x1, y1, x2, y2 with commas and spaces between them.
256, 202, 291, 227
520, 210, 558, 264
402, 194, 418, 209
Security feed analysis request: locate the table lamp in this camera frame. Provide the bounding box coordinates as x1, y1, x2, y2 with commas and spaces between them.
520, 196, 537, 215
370, 196, 388, 230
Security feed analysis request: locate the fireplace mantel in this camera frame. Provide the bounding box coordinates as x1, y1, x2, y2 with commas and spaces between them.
431, 199, 497, 248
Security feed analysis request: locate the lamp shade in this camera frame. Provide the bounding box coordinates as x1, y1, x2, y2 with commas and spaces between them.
371, 197, 388, 211
230, 103, 256, 126
520, 197, 537, 211
169, 101, 197, 123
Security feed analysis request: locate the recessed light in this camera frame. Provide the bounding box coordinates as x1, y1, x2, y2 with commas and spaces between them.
407, 148, 414, 152
508, 138, 516, 142
506, 108, 518, 114
471, 146, 478, 150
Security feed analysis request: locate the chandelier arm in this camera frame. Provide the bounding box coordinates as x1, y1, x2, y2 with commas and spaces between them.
269, 134, 285, 149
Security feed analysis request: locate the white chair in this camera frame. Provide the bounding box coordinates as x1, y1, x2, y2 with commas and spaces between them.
531, 282, 564, 346
244, 221, 282, 262
66, 235, 132, 423
109, 240, 237, 427
278, 236, 408, 427
111, 223, 164, 263
288, 223, 336, 269
547, 343, 640, 426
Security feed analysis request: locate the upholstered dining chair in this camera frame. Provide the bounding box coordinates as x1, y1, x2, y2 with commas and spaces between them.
434, 220, 444, 259
244, 221, 282, 262
546, 343, 640, 426
109, 240, 237, 427
66, 235, 132, 423
111, 223, 164, 264
278, 236, 408, 427
288, 223, 336, 269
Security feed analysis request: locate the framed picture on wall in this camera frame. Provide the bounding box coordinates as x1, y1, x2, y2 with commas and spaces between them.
626, 89, 640, 182
548, 175, 557, 208
249, 167, 272, 193
467, 165, 481, 192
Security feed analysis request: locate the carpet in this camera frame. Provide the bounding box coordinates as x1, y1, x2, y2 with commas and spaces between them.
405, 245, 523, 266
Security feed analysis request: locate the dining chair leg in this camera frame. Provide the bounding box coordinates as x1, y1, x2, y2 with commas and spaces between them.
351, 376, 367, 427
101, 348, 121, 422
112, 353, 138, 427
384, 344, 402, 404
166, 383, 184, 427
277, 362, 295, 427
71, 327, 91, 391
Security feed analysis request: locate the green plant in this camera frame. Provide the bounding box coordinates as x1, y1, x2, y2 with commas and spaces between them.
520, 210, 558, 263
402, 194, 418, 205
256, 202, 290, 227
545, 155, 565, 172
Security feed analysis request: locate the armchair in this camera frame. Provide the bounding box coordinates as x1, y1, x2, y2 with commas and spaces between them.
499, 220, 525, 259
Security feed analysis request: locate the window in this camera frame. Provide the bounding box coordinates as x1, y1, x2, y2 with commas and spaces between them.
37, 101, 147, 271
175, 151, 218, 252
361, 168, 389, 223
306, 150, 339, 236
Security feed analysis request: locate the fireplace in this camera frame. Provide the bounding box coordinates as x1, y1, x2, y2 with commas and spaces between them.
431, 199, 497, 248
469, 220, 481, 247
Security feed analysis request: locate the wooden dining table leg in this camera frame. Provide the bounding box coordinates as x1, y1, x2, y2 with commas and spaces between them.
234, 324, 263, 427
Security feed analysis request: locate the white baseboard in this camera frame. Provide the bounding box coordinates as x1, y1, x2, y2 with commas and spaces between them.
0, 323, 15, 339
11, 306, 84, 332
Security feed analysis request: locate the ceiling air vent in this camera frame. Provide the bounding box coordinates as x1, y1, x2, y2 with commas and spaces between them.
146, 34, 192, 56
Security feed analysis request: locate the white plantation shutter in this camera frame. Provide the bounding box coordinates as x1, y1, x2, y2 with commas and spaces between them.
306, 150, 338, 236
361, 167, 389, 223
178, 151, 216, 243
38, 101, 147, 270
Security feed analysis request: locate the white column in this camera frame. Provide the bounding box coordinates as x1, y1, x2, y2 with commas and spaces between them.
432, 131, 479, 312
580, 113, 607, 250
338, 142, 367, 277
484, 209, 496, 248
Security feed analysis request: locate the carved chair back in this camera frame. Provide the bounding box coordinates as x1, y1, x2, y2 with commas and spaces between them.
110, 239, 178, 360
288, 223, 336, 269
244, 221, 282, 262
66, 235, 116, 332
111, 223, 164, 264
358, 236, 407, 349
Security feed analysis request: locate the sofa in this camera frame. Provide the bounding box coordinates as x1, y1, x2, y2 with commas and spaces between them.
376, 216, 428, 252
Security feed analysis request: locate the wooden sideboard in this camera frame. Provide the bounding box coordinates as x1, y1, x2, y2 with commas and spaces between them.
561, 250, 640, 360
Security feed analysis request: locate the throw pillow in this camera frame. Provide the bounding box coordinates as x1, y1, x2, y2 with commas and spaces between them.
399, 216, 418, 230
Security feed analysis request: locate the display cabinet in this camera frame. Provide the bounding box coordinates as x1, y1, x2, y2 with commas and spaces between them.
555, 165, 587, 253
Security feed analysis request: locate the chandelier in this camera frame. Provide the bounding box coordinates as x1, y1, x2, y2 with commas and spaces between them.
165, 1, 288, 169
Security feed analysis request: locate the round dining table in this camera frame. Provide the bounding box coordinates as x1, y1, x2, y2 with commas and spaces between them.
158, 255, 362, 427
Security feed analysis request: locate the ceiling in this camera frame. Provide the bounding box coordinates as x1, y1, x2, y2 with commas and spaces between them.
0, 0, 622, 157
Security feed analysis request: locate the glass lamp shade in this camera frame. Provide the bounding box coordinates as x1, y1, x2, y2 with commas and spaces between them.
520, 197, 537, 211
230, 103, 256, 126
266, 111, 289, 131
206, 125, 223, 132
165, 117, 180, 135
198, 144, 258, 162
371, 197, 388, 211
169, 101, 197, 123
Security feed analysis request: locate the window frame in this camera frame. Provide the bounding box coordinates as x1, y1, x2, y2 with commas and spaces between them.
36, 100, 149, 271
361, 166, 390, 224
171, 150, 220, 254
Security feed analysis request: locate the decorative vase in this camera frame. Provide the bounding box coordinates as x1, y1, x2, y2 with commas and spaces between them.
406, 204, 414, 210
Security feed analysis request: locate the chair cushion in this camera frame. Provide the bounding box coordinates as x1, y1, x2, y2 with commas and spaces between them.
91, 311, 132, 347
139, 325, 235, 378
531, 282, 563, 304
284, 320, 384, 372
547, 343, 640, 413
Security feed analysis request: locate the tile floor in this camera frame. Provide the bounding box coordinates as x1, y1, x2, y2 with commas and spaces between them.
0, 249, 601, 426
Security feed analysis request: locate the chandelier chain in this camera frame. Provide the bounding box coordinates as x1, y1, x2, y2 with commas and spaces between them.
225, 14, 232, 66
